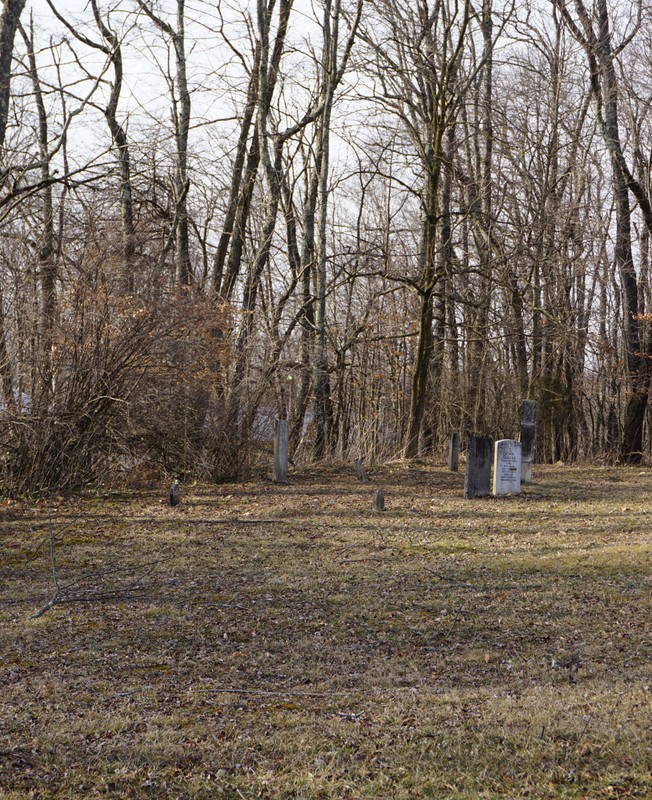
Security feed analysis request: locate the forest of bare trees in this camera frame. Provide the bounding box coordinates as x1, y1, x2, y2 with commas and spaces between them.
0, 0, 651, 493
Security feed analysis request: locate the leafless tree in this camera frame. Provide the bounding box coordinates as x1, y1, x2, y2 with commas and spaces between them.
553, 0, 652, 461
137, 0, 192, 285
0, 0, 26, 152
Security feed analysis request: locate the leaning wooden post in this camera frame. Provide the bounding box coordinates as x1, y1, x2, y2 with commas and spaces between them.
274, 418, 289, 484
520, 400, 536, 484
448, 431, 460, 471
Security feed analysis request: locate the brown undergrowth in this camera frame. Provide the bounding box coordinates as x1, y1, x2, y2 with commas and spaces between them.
1, 464, 651, 798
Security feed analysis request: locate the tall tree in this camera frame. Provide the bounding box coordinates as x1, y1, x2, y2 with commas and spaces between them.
0, 0, 26, 152
553, 0, 652, 461
360, 0, 474, 457
138, 0, 192, 286
44, 0, 136, 290
213, 0, 296, 302
464, 0, 494, 433
312, 0, 363, 459
19, 19, 57, 404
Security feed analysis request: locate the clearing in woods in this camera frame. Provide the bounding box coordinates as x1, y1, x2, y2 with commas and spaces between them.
1, 463, 651, 798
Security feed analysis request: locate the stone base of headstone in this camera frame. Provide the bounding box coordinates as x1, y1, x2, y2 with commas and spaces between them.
464, 436, 493, 499
373, 489, 385, 512
492, 439, 522, 496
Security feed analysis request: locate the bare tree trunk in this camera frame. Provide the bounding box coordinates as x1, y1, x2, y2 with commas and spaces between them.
312, 0, 337, 460
0, 283, 15, 412
173, 0, 191, 286
358, 0, 473, 458
0, 0, 25, 152
43, 0, 135, 288
288, 165, 318, 456
404, 286, 435, 456
218, 0, 293, 302
587, 0, 645, 461
138, 0, 192, 286
312, 0, 362, 459
226, 0, 312, 439
20, 20, 56, 406
212, 45, 260, 296
554, 0, 650, 461
90, 0, 135, 290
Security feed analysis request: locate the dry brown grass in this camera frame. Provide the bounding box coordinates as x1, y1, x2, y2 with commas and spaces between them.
1, 463, 652, 798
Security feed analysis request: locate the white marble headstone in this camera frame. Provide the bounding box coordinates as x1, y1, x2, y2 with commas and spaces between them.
492, 439, 522, 495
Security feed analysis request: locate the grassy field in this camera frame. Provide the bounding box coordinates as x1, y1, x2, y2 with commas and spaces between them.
1, 463, 652, 799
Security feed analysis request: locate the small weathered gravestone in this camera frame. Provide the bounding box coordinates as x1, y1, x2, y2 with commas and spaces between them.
520, 400, 536, 483
274, 418, 289, 484
355, 456, 370, 483
448, 431, 460, 472
169, 479, 180, 506
464, 436, 493, 499
373, 489, 385, 512
492, 439, 522, 495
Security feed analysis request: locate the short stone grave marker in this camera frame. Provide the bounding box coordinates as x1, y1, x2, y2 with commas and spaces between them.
492, 439, 522, 495
274, 418, 289, 484
448, 431, 460, 472
464, 436, 493, 499
355, 457, 370, 483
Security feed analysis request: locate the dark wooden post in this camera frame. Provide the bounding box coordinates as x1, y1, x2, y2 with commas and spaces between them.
274, 418, 289, 484
448, 431, 460, 471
